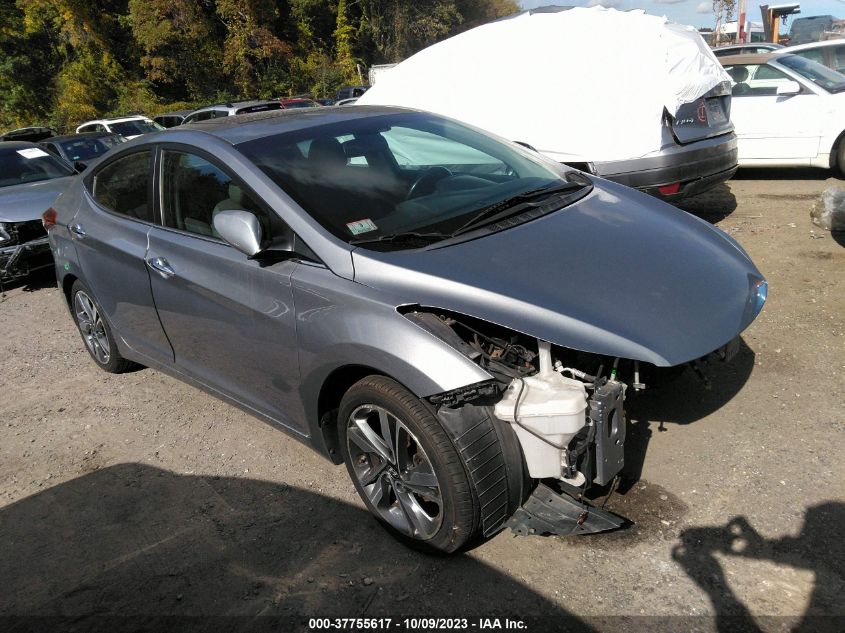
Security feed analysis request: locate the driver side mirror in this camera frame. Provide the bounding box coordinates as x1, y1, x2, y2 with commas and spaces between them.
776, 81, 801, 97
213, 210, 263, 257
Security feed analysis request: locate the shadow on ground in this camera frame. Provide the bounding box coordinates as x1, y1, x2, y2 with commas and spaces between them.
0, 268, 56, 297
673, 505, 845, 633
674, 183, 737, 222
612, 338, 755, 494
0, 464, 589, 631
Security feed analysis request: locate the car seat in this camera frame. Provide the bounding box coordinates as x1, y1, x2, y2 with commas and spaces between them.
728, 66, 751, 96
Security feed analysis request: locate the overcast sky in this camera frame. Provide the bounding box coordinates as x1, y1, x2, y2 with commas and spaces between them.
518, 0, 844, 30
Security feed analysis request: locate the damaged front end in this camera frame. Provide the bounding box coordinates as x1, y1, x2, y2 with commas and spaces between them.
408, 308, 739, 538
0, 220, 52, 283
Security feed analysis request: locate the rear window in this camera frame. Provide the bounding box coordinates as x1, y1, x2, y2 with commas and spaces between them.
109, 120, 164, 136
235, 103, 282, 115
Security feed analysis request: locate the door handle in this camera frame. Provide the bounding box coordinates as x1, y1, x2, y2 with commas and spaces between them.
69, 223, 86, 237
146, 257, 176, 279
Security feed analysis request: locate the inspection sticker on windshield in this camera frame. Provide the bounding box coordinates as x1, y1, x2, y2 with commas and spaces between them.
346, 218, 378, 235
16, 148, 49, 159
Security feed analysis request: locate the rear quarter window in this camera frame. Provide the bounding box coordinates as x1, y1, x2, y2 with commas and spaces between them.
91, 151, 154, 222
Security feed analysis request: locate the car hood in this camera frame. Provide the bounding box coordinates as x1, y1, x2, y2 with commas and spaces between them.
0, 177, 74, 223
351, 181, 766, 366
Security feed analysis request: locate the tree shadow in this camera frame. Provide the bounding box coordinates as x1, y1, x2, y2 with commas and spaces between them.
674, 183, 738, 223
673, 505, 845, 633
0, 464, 592, 632
613, 339, 755, 493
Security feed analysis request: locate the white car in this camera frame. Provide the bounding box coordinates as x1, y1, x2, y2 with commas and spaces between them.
774, 39, 845, 74
76, 116, 163, 140
720, 52, 845, 170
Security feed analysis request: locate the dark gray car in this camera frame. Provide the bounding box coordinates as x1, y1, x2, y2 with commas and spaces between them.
46, 107, 767, 552
1, 141, 75, 282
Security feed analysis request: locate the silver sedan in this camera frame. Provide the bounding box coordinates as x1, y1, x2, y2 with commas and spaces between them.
45, 106, 767, 552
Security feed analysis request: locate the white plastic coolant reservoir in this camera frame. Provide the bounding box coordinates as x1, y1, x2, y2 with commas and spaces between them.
493, 342, 588, 479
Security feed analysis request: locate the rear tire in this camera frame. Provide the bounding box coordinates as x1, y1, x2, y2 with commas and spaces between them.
339, 376, 479, 553
837, 141, 845, 177
70, 280, 135, 374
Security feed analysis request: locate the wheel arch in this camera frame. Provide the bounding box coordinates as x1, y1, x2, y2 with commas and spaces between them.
315, 364, 387, 464
62, 272, 79, 308
829, 128, 845, 170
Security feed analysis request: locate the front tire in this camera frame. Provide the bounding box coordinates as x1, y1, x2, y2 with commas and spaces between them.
71, 280, 135, 374
339, 376, 478, 553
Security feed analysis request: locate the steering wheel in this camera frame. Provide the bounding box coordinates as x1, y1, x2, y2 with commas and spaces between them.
407, 166, 452, 199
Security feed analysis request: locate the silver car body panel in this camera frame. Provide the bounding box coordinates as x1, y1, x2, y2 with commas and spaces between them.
0, 176, 73, 223
351, 178, 764, 367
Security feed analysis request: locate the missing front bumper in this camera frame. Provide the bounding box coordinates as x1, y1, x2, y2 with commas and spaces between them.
506, 482, 625, 536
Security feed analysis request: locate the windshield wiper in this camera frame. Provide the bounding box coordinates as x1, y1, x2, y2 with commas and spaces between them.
451, 181, 584, 237
349, 231, 451, 247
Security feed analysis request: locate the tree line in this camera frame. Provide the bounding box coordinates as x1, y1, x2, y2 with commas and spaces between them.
0, 0, 518, 132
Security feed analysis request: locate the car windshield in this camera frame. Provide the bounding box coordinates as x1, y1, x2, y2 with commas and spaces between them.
283, 101, 317, 108
58, 136, 125, 161
109, 120, 165, 136
777, 54, 845, 92
238, 112, 584, 247
0, 146, 75, 188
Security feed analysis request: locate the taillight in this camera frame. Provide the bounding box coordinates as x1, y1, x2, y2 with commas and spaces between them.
42, 207, 58, 231
657, 182, 681, 196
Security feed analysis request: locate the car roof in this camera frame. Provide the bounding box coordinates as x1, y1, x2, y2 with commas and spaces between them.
79, 116, 151, 125
718, 52, 779, 65
173, 105, 411, 145
714, 43, 780, 51
189, 100, 279, 114
48, 132, 120, 142
781, 38, 845, 52
155, 110, 192, 118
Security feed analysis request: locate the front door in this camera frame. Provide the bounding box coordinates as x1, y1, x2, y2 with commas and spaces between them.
727, 62, 823, 160
145, 148, 304, 432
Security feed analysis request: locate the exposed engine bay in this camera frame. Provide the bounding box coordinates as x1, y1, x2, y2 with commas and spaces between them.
406, 308, 739, 536
409, 310, 628, 489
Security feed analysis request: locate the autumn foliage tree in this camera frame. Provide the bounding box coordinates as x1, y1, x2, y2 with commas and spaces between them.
0, 0, 519, 131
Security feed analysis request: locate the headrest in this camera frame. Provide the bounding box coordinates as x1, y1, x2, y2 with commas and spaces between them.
308, 137, 347, 168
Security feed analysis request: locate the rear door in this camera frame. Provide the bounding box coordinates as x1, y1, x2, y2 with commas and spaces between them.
145, 147, 304, 431
73, 149, 173, 363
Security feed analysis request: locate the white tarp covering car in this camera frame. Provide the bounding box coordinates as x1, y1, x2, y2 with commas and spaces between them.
359, 6, 738, 200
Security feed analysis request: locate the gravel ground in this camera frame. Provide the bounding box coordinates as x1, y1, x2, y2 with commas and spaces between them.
1, 169, 843, 632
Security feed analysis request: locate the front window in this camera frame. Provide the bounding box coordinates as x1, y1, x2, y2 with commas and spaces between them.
776, 54, 845, 92
0, 146, 74, 188
160, 150, 279, 241
725, 63, 795, 96
108, 120, 165, 136
237, 113, 585, 247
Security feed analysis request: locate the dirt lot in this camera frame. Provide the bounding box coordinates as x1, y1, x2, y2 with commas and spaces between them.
1, 169, 843, 632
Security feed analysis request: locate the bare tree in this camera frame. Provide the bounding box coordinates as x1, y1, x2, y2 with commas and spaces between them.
713, 0, 737, 46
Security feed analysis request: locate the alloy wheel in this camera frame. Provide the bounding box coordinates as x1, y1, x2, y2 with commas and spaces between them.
346, 404, 443, 539
74, 291, 110, 364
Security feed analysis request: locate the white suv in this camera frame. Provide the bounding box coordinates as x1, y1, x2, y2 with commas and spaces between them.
76, 116, 164, 139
